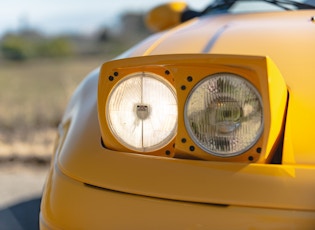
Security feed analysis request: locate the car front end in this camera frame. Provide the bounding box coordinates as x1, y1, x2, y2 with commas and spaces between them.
40, 1, 315, 229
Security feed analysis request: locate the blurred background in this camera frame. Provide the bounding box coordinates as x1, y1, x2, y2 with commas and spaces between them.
0, 0, 209, 229
0, 0, 209, 163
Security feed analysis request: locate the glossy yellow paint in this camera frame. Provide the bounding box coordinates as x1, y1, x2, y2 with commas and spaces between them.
40, 162, 315, 229
145, 2, 187, 32
99, 54, 287, 163
40, 7, 315, 229
40, 65, 315, 229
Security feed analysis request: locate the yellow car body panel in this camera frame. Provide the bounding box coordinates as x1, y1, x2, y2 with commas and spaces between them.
40, 164, 315, 230
40, 3, 315, 229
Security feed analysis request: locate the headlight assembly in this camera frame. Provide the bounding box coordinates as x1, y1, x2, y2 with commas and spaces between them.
99, 54, 287, 163
185, 73, 263, 157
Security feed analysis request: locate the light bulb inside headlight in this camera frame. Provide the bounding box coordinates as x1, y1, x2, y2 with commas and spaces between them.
106, 72, 177, 152
185, 73, 263, 157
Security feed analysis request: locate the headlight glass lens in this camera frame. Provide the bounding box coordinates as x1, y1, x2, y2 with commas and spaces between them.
107, 72, 177, 152
185, 73, 263, 157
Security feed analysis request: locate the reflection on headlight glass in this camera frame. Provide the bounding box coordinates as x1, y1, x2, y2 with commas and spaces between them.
185, 73, 263, 157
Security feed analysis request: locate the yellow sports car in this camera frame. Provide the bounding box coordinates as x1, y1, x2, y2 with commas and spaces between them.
40, 0, 315, 229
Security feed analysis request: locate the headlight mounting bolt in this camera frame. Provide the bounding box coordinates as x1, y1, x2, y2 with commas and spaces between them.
109, 72, 119, 81
187, 76, 193, 82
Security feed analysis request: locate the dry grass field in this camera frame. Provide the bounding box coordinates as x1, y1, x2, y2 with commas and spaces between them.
0, 55, 111, 162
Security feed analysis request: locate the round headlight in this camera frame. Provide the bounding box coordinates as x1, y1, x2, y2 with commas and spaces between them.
106, 72, 177, 152
185, 73, 263, 157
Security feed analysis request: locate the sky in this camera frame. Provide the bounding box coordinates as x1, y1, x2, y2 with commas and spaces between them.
0, 0, 211, 37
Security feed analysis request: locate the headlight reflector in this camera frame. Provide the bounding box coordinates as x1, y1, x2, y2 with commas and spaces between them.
185, 73, 263, 157
106, 72, 177, 152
